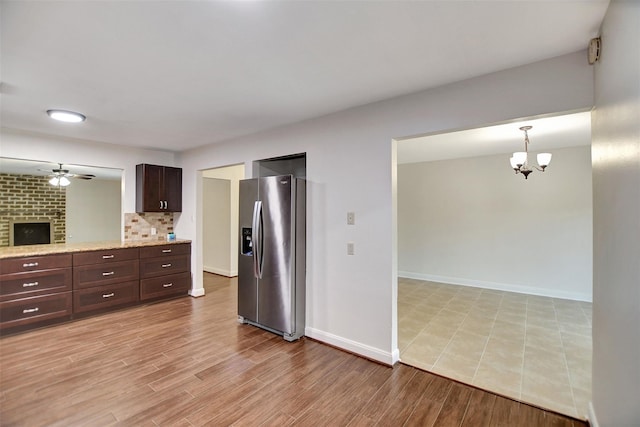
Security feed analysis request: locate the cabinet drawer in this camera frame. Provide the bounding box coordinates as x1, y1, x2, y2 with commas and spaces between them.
0, 268, 72, 301
0, 292, 72, 329
73, 248, 139, 266
139, 255, 189, 278
139, 243, 190, 259
0, 254, 72, 275
140, 272, 191, 301
73, 260, 139, 289
73, 281, 139, 314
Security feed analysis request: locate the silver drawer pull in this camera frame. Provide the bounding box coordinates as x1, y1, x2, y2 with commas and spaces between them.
23, 281, 39, 287
162, 249, 172, 253
102, 293, 115, 298
102, 271, 115, 276
161, 263, 172, 268
23, 262, 39, 268
23, 307, 39, 314
102, 255, 115, 259
162, 283, 173, 288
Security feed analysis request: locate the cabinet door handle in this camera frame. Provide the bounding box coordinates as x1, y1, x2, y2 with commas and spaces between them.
23, 262, 39, 268
102, 255, 115, 259
102, 271, 115, 276
162, 249, 172, 253
164, 200, 168, 209
102, 293, 115, 298
23, 307, 39, 314
163, 283, 173, 288
161, 263, 172, 268
23, 281, 39, 287
160, 200, 163, 209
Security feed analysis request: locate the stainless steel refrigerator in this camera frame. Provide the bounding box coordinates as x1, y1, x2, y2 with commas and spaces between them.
237, 175, 305, 341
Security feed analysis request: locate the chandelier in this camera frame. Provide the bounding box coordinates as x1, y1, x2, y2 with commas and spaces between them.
509, 126, 552, 179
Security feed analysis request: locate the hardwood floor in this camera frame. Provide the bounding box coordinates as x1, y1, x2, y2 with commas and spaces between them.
0, 273, 587, 426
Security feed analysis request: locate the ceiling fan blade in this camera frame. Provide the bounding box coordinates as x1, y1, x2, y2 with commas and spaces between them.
73, 174, 95, 180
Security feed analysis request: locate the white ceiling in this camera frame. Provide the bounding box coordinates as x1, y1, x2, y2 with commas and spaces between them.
0, 1, 608, 153
397, 111, 592, 164
0, 158, 122, 180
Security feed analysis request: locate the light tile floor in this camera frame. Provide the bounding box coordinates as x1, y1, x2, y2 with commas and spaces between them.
398, 278, 592, 420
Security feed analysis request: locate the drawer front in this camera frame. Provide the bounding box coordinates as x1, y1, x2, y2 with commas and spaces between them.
139, 243, 190, 259
0, 254, 72, 275
139, 255, 189, 278
73, 260, 139, 289
73, 248, 139, 266
140, 272, 191, 301
0, 292, 72, 329
0, 268, 72, 301
73, 281, 139, 314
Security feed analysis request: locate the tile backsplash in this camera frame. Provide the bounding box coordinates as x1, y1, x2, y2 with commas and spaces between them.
124, 212, 173, 241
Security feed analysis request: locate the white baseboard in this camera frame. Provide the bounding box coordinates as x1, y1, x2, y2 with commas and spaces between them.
204, 265, 237, 277
588, 402, 599, 427
398, 271, 592, 302
305, 327, 397, 366
189, 287, 205, 297
391, 348, 400, 365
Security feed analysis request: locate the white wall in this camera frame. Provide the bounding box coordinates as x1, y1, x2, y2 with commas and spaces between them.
175, 51, 594, 364
202, 164, 245, 277
591, 0, 640, 425
66, 178, 121, 243
398, 145, 593, 301
203, 178, 231, 276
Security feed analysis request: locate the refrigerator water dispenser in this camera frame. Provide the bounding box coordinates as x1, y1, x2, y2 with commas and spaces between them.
241, 227, 252, 256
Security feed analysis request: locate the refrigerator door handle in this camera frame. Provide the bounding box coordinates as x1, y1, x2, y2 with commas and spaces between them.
252, 201, 264, 279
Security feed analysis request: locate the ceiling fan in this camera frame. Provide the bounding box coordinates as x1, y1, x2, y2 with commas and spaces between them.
40, 163, 96, 186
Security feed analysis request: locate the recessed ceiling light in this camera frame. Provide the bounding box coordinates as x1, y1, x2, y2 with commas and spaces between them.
47, 109, 86, 123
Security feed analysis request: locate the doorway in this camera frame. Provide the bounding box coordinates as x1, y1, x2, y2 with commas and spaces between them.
395, 111, 593, 419
202, 164, 245, 278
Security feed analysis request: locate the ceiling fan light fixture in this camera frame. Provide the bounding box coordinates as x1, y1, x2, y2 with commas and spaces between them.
47, 109, 86, 123
49, 176, 71, 187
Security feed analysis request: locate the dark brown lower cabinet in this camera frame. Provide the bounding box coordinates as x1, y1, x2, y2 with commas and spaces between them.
74, 280, 140, 314
140, 272, 191, 301
1, 242, 191, 334
0, 292, 72, 330
0, 254, 73, 333
139, 243, 191, 301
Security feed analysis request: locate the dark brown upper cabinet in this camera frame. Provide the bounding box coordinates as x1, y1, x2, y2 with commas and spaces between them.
136, 164, 182, 213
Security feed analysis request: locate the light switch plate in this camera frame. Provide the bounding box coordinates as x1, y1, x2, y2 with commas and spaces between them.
347, 242, 355, 255
347, 212, 355, 225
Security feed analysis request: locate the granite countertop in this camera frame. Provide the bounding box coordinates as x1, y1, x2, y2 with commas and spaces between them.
0, 239, 191, 259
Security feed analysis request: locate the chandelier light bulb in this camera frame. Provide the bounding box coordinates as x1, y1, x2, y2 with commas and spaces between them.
509, 156, 519, 169
513, 152, 527, 166
537, 153, 552, 168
